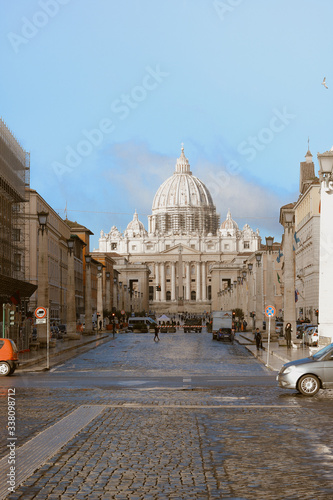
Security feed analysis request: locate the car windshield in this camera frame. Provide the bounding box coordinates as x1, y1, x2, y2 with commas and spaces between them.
312, 343, 333, 359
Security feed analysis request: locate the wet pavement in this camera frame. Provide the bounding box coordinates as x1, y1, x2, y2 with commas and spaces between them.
0, 329, 332, 499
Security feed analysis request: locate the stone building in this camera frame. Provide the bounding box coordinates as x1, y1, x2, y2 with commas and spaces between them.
98, 146, 260, 314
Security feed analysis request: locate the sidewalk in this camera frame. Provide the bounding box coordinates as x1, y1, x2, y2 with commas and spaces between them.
235, 331, 314, 372
17, 331, 115, 371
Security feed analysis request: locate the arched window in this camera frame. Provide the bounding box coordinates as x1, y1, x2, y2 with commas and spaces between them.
191, 291, 196, 301
166, 291, 171, 301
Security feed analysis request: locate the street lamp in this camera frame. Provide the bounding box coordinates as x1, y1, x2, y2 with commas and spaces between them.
37, 211, 49, 346
248, 263, 253, 273
256, 252, 262, 266
242, 270, 247, 279
265, 236, 274, 253
37, 211, 49, 235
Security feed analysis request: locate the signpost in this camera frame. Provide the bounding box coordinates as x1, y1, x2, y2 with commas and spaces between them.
35, 307, 49, 370
265, 305, 276, 368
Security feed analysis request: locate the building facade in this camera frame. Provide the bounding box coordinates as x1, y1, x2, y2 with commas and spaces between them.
98, 147, 260, 314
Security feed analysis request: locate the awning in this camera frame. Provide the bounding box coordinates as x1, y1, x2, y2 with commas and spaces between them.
0, 274, 37, 302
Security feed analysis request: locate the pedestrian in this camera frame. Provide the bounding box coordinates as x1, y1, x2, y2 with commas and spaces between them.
255, 328, 262, 350
243, 320, 247, 332
154, 325, 160, 342
112, 320, 116, 338
285, 322, 292, 348
99, 320, 102, 331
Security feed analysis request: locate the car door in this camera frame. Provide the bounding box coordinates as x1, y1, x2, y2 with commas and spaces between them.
323, 350, 333, 388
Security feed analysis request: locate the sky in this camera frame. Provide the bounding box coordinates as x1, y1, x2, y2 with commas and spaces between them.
1, 0, 332, 250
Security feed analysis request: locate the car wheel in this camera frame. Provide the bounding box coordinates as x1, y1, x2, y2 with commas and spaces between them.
0, 362, 11, 376
297, 374, 320, 396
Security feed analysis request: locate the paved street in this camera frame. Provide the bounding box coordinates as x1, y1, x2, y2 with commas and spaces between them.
1, 330, 333, 499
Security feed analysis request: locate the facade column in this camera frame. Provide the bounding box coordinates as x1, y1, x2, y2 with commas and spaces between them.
36, 218, 49, 345
201, 261, 207, 300
280, 207, 297, 341
85, 256, 93, 333
196, 262, 201, 301
171, 262, 176, 301
155, 262, 160, 301
178, 246, 183, 300
105, 273, 111, 313
185, 262, 190, 301
255, 257, 263, 330
317, 149, 333, 344
160, 262, 166, 302
67, 244, 80, 339
97, 264, 104, 329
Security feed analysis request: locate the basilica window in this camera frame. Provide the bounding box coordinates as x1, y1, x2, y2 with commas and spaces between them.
132, 245, 137, 251
224, 244, 230, 250
166, 291, 171, 301
191, 291, 196, 301
111, 243, 117, 250
244, 241, 250, 249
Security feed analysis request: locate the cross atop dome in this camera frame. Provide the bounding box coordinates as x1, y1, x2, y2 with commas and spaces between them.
175, 143, 191, 174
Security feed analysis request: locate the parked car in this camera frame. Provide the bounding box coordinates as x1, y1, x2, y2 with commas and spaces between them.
184, 318, 202, 333
216, 328, 234, 343
304, 326, 319, 346
0, 338, 19, 376
277, 342, 333, 396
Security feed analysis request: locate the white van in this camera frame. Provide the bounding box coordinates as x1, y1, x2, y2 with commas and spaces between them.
128, 317, 157, 333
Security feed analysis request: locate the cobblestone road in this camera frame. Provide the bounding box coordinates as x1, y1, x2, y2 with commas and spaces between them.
1, 331, 333, 499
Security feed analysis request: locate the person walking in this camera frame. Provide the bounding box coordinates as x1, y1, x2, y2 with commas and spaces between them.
255, 328, 262, 351
154, 324, 160, 342
285, 322, 292, 348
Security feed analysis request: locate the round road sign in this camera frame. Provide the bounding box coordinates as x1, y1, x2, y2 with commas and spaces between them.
35, 307, 47, 319
265, 305, 276, 317
121, 310, 125, 316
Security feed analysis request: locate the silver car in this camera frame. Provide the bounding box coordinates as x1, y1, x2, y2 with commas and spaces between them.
277, 343, 333, 396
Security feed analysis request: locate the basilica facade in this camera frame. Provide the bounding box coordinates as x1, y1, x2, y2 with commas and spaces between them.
98, 146, 260, 314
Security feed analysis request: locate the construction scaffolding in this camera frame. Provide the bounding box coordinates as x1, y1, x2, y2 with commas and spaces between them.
0, 117, 30, 281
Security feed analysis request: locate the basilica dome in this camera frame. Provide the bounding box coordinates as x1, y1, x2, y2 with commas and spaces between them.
149, 146, 219, 235
124, 210, 148, 237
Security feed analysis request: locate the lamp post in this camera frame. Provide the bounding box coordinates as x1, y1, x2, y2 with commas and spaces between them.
85, 255, 93, 334
67, 238, 80, 339
255, 252, 263, 330
317, 148, 333, 343
97, 263, 104, 330
119, 282, 123, 311
37, 211, 49, 345
279, 207, 297, 343
124, 284, 127, 312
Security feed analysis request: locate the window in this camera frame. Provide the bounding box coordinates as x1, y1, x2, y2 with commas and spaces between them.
166, 291, 171, 301
132, 245, 137, 251
14, 253, 21, 271
13, 229, 20, 242
224, 244, 230, 250
191, 291, 196, 301
111, 243, 117, 250
244, 241, 250, 249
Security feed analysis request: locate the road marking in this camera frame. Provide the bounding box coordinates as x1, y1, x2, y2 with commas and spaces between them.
0, 405, 105, 500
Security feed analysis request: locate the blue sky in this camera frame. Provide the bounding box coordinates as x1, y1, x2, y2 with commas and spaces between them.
1, 0, 332, 249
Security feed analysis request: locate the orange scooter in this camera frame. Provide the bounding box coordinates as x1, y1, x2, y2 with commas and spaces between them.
0, 338, 19, 376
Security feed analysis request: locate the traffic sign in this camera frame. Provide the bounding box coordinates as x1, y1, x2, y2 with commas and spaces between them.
35, 307, 47, 319
265, 305, 276, 318
121, 310, 125, 315
36, 318, 47, 324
